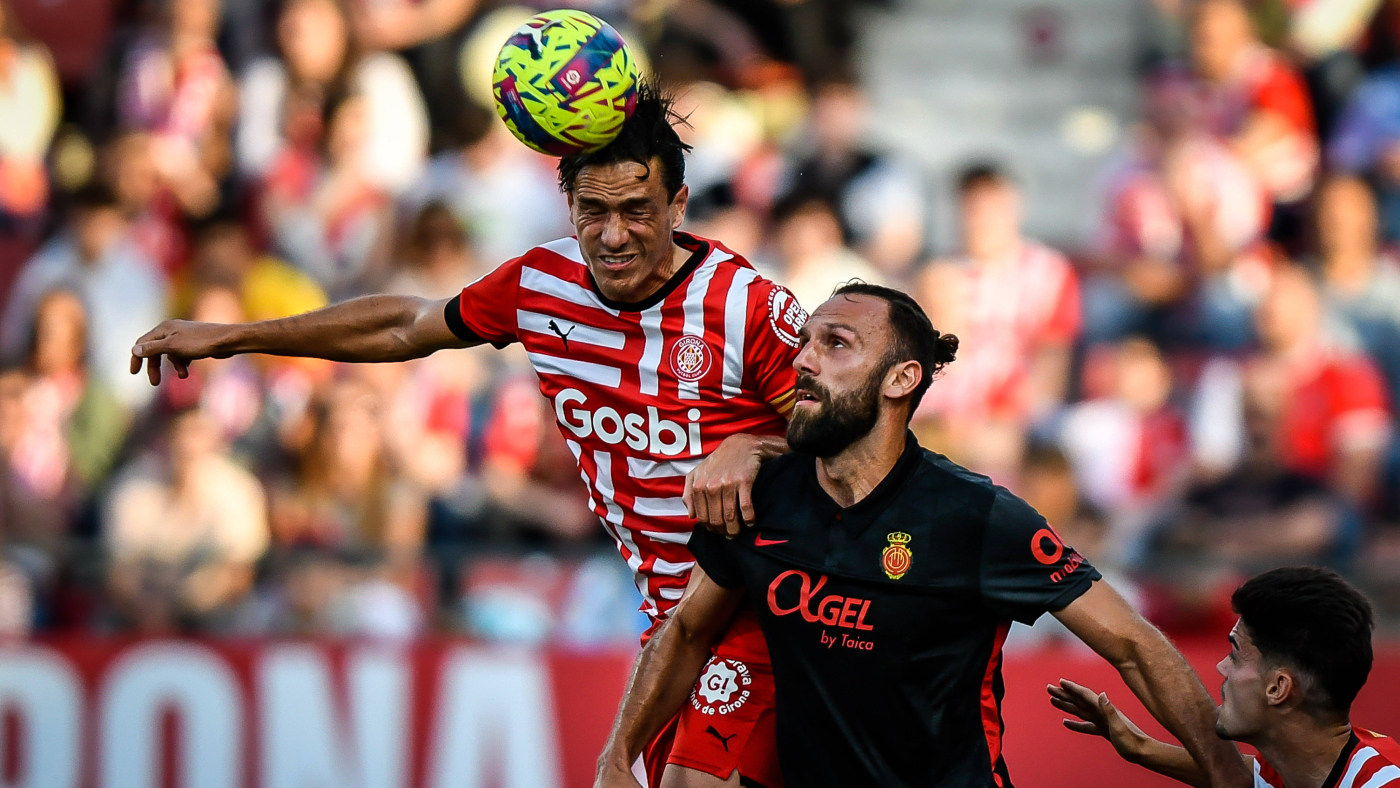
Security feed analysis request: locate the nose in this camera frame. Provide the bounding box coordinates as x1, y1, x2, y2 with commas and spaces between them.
600, 211, 628, 250
1216, 656, 1229, 678
794, 340, 817, 377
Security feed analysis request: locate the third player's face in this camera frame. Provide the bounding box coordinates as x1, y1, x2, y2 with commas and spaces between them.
569, 158, 689, 303
1214, 619, 1270, 742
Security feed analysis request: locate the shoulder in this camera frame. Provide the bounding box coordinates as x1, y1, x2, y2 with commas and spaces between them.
908, 449, 1001, 514
1358, 729, 1400, 766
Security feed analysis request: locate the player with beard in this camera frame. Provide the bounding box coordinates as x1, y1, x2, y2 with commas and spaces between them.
594, 282, 1252, 788
1049, 566, 1398, 788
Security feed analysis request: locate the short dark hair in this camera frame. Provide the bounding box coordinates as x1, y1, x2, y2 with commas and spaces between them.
830, 281, 958, 419
957, 161, 1012, 193
557, 79, 692, 200
1232, 567, 1374, 717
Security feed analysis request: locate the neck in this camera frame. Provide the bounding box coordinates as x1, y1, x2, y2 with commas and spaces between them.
814, 415, 907, 508
1323, 248, 1375, 294
1252, 718, 1352, 788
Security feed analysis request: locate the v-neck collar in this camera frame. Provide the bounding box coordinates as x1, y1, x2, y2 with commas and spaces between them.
587, 232, 710, 312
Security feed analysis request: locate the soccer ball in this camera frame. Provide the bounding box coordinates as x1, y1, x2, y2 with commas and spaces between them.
492, 9, 639, 156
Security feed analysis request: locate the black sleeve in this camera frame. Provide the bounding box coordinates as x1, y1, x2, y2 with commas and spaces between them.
443, 295, 509, 348
979, 488, 1101, 624
688, 525, 746, 590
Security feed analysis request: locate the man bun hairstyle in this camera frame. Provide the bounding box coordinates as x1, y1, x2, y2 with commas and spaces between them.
557, 79, 692, 199
1232, 567, 1374, 717
830, 281, 958, 419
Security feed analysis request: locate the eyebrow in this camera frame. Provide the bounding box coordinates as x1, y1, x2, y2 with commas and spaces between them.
1228, 633, 1239, 649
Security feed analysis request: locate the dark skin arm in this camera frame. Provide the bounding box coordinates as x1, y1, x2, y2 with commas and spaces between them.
595, 566, 743, 788
129, 295, 474, 385
1053, 582, 1252, 788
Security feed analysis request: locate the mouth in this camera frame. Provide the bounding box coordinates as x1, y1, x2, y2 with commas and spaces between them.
794, 388, 821, 409
596, 253, 638, 271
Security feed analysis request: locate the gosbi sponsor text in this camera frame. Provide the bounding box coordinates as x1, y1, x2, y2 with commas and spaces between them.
553, 388, 702, 456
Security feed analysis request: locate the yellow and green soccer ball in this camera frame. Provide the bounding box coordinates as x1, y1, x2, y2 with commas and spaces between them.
492, 9, 639, 156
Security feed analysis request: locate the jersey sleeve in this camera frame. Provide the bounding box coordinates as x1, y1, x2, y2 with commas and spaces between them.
742, 279, 805, 417
979, 488, 1101, 624
688, 525, 745, 590
1040, 260, 1081, 346
446, 257, 524, 348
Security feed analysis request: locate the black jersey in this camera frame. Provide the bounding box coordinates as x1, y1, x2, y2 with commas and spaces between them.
688, 432, 1101, 788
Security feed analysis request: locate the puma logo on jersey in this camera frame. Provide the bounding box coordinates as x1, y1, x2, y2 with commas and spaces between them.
705, 726, 738, 751
548, 320, 575, 351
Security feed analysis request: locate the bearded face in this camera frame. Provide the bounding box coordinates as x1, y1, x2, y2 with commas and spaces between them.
787, 361, 887, 458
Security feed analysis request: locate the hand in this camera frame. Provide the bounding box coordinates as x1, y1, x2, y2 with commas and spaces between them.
130, 320, 235, 386
593, 756, 644, 788
1047, 679, 1151, 763
684, 433, 771, 537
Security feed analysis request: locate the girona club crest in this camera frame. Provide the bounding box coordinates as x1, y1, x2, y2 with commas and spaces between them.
881, 532, 912, 580
669, 335, 712, 383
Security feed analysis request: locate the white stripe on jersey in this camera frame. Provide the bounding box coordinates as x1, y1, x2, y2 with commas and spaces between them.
633, 496, 689, 518
527, 352, 621, 388
1342, 748, 1379, 788
540, 237, 585, 263
627, 457, 703, 479
1254, 759, 1268, 788
520, 266, 618, 316
592, 450, 657, 614
722, 267, 759, 399
1359, 766, 1400, 788
651, 558, 695, 577
516, 310, 626, 349
658, 587, 685, 601
638, 303, 664, 396
639, 530, 692, 544
678, 250, 728, 400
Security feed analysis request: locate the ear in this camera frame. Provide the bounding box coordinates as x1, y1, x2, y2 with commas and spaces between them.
884, 360, 922, 400
1264, 668, 1295, 709
669, 184, 689, 230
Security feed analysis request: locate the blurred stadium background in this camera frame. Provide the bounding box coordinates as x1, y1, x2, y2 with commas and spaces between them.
2, 0, 1400, 785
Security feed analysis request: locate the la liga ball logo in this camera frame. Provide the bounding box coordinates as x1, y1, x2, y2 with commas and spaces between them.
669, 335, 712, 382
882, 532, 912, 580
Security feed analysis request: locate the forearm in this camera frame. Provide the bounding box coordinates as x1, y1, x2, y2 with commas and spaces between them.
598, 617, 717, 772
223, 295, 448, 362
1128, 736, 1213, 788
748, 434, 788, 461
1116, 636, 1249, 788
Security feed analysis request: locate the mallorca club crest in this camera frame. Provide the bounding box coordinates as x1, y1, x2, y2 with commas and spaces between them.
882, 532, 912, 580
670, 335, 712, 383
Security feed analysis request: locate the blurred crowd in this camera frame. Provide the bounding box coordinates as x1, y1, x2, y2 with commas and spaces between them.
2, 0, 1400, 642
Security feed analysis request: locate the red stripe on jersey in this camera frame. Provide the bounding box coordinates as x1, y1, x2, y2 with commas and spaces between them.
1257, 729, 1400, 788
455, 233, 800, 633
982, 621, 1011, 787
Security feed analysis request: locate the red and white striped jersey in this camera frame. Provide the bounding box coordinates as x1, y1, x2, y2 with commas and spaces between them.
1256, 729, 1400, 788
449, 232, 802, 634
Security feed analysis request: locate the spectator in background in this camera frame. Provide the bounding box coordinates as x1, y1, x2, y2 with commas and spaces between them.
1330, 45, 1400, 241
771, 195, 881, 311
778, 80, 926, 276
1, 183, 166, 408
1060, 337, 1189, 557
237, 0, 428, 198
1187, 0, 1319, 206
105, 407, 269, 631
176, 219, 327, 324
265, 92, 392, 297
267, 376, 426, 557
104, 132, 188, 276
914, 164, 1080, 483
401, 120, 571, 265
0, 0, 60, 223
1158, 362, 1353, 571
115, 0, 236, 218
1245, 263, 1390, 506
1312, 175, 1400, 399
385, 202, 479, 300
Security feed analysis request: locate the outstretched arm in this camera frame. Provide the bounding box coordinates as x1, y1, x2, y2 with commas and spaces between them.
130, 295, 474, 385
1054, 582, 1251, 788
595, 567, 743, 788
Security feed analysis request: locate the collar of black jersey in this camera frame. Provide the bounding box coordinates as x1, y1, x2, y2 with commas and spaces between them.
585, 232, 710, 312
800, 430, 922, 532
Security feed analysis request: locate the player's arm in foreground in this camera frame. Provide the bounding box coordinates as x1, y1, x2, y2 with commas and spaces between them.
129, 295, 475, 384
1053, 582, 1253, 788
1047, 677, 1250, 788
684, 432, 788, 537
595, 567, 743, 788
